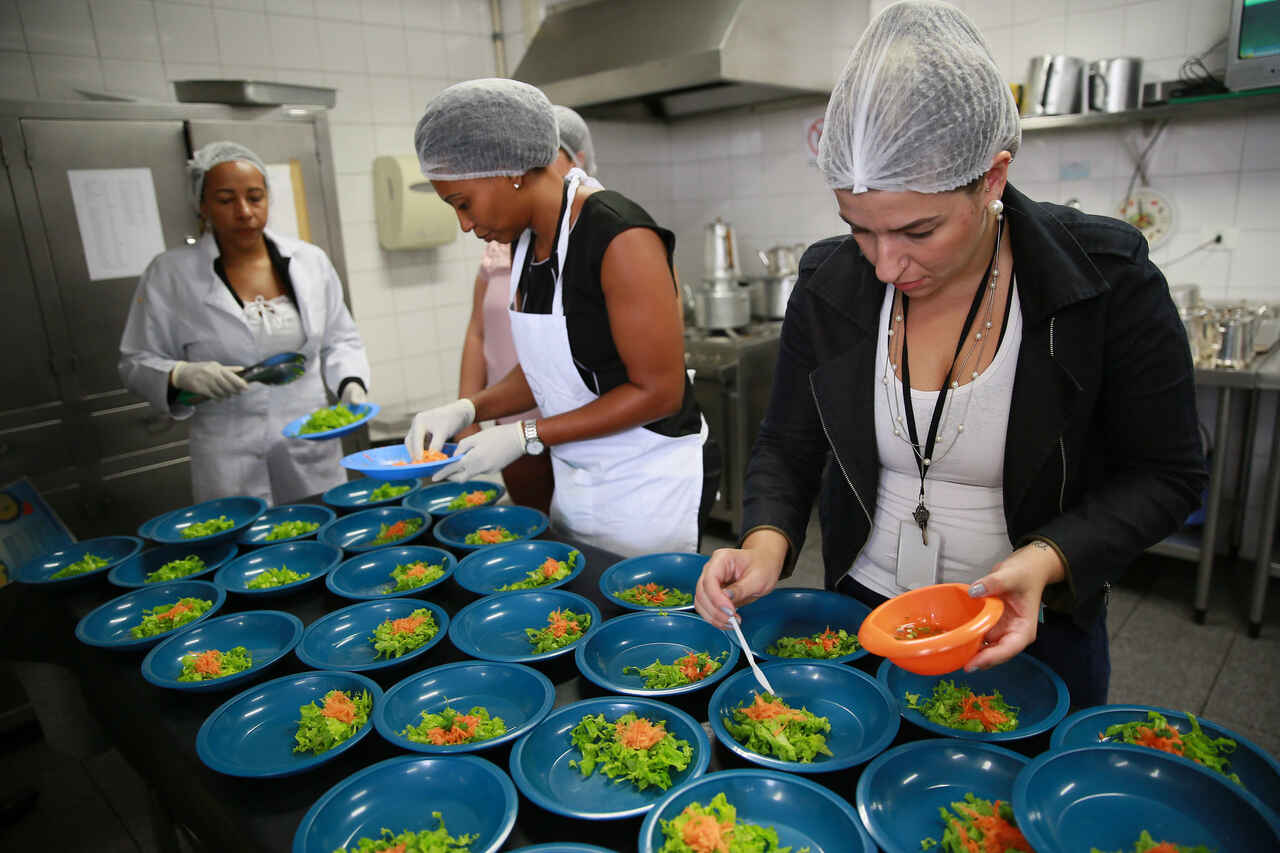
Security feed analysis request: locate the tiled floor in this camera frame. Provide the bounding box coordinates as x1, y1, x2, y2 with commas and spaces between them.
3, 519, 1279, 851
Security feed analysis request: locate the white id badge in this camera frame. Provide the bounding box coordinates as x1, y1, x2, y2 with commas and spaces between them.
896, 519, 941, 589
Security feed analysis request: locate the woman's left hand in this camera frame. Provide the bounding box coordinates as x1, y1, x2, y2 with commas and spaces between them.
963, 540, 1065, 672
433, 421, 526, 482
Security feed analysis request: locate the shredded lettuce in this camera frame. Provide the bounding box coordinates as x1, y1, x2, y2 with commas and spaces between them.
497, 550, 579, 591
331, 815, 476, 853
659, 792, 805, 853
1090, 831, 1213, 853
904, 680, 1020, 733
617, 583, 693, 607
767, 627, 859, 659
299, 404, 363, 435
178, 646, 252, 681
145, 554, 206, 583
181, 516, 234, 539
369, 517, 423, 546
920, 793, 1032, 853
400, 705, 506, 746
247, 566, 311, 589
1100, 710, 1240, 785
723, 693, 833, 763
569, 711, 693, 791
293, 689, 372, 755
265, 520, 319, 541
525, 608, 592, 654
463, 526, 519, 546
50, 552, 109, 579
371, 608, 438, 659
130, 597, 212, 638
368, 482, 411, 502
623, 650, 727, 689
388, 561, 444, 592
446, 489, 497, 511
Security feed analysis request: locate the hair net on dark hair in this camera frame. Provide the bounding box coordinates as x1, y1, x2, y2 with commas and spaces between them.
415, 78, 559, 181
187, 141, 268, 213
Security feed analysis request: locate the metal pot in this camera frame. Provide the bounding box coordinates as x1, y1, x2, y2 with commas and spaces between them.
750, 273, 797, 320
704, 218, 740, 279
1022, 55, 1085, 116
694, 278, 751, 330
1089, 57, 1142, 113
756, 243, 805, 276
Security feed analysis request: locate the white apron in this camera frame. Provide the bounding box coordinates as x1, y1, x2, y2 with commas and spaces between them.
507, 174, 705, 557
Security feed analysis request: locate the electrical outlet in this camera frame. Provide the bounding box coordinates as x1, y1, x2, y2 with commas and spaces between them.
1199, 226, 1240, 249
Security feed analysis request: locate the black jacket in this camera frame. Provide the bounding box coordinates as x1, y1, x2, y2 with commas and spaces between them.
740, 184, 1207, 629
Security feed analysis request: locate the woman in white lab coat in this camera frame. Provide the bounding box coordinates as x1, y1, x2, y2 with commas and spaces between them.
406, 80, 706, 558
119, 141, 370, 505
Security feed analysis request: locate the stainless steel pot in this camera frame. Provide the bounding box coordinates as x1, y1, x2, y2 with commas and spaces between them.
1022, 55, 1085, 116
695, 279, 751, 330
756, 243, 806, 276
704, 218, 740, 279
750, 273, 797, 320
1089, 57, 1142, 113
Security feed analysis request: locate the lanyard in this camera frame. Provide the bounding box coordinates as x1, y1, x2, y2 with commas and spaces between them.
898, 232, 1000, 544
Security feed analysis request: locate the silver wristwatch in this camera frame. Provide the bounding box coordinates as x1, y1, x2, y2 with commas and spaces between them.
521, 419, 544, 455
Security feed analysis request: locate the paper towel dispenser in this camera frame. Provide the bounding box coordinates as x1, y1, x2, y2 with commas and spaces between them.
372, 154, 458, 251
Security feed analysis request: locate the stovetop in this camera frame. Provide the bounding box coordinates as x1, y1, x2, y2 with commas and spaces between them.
684, 321, 782, 348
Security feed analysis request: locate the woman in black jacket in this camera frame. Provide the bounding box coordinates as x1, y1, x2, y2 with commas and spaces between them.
693, 0, 1204, 707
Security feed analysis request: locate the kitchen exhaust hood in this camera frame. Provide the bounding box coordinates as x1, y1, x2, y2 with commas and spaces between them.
512, 0, 835, 120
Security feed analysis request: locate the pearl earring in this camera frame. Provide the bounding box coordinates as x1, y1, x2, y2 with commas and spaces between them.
513, 182, 521, 190
988, 198, 1004, 217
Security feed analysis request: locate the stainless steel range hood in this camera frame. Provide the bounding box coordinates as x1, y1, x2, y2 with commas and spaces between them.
513, 0, 834, 120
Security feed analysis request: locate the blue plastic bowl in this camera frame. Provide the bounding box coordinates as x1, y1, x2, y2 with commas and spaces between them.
1051, 703, 1280, 818
454, 540, 583, 595
15, 536, 143, 586
292, 754, 517, 853
137, 509, 169, 541
340, 442, 462, 482
75, 580, 227, 651
237, 504, 335, 546
403, 480, 507, 517
734, 588, 872, 665
326, 546, 457, 601
322, 478, 427, 513
509, 696, 711, 821
877, 652, 1070, 743
149, 496, 267, 546
213, 541, 343, 597
196, 670, 382, 778
296, 598, 449, 673
575, 611, 739, 698
107, 541, 238, 588
708, 661, 898, 774
449, 590, 601, 664
1013, 744, 1280, 853
282, 402, 380, 440
374, 661, 555, 754
317, 506, 430, 552
856, 739, 1029, 853
598, 552, 706, 612
140, 610, 303, 693
433, 505, 549, 551
637, 769, 875, 853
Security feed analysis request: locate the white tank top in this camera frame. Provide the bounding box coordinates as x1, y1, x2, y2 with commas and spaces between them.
848, 277, 1023, 599
243, 294, 305, 362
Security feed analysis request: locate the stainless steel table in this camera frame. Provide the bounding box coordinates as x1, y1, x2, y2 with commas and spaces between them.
1246, 349, 1280, 636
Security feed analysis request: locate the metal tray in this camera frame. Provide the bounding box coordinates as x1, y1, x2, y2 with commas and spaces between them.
173, 79, 335, 108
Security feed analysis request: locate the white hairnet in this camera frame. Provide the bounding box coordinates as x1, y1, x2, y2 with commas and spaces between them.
187, 141, 268, 213
415, 78, 558, 181
817, 0, 1021, 194
553, 105, 597, 176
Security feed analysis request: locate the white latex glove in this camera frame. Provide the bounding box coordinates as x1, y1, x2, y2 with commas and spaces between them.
170, 360, 248, 400
404, 398, 476, 457
432, 422, 527, 482
340, 383, 367, 406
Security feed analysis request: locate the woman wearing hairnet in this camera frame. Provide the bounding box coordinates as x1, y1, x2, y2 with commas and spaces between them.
407, 80, 706, 558
119, 141, 371, 505
693, 0, 1204, 706
454, 105, 601, 514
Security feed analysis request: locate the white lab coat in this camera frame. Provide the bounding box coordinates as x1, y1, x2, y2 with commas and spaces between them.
119, 229, 370, 505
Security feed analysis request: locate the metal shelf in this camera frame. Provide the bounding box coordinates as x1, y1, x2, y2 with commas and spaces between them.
1021, 88, 1280, 133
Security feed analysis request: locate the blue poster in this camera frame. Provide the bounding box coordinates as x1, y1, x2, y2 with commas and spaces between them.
0, 478, 75, 587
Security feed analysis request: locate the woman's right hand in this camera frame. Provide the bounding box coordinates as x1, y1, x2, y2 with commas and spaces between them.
169, 360, 247, 400
694, 543, 786, 629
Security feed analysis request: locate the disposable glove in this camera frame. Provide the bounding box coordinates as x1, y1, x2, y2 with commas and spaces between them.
432, 421, 527, 482
404, 398, 476, 457
170, 360, 248, 400
340, 383, 368, 406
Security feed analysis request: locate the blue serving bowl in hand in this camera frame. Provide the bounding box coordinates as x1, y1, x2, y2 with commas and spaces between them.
575, 611, 739, 698
708, 661, 898, 774
213, 541, 342, 597
449, 590, 601, 664
16, 535, 143, 587
237, 504, 335, 546
1013, 744, 1280, 853
296, 598, 449, 673
374, 661, 555, 754
292, 754, 517, 853
877, 652, 1070, 743
196, 670, 382, 778
403, 479, 506, 517
637, 768, 875, 853
317, 506, 429, 552
598, 552, 706, 612
1051, 703, 1280, 818
322, 478, 426, 513
140, 610, 303, 692
75, 580, 226, 651
734, 588, 872, 665
856, 739, 1029, 853
149, 496, 267, 546
508, 695, 711, 821
454, 540, 583, 595
326, 545, 457, 601
433, 505, 548, 551
107, 541, 237, 588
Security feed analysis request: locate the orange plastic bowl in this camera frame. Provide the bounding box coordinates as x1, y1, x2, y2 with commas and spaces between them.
857, 583, 1004, 676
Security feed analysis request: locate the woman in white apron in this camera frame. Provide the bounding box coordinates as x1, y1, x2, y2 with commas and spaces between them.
405, 79, 706, 558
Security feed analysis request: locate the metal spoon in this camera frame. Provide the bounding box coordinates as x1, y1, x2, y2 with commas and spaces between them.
727, 614, 776, 696
175, 351, 307, 405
